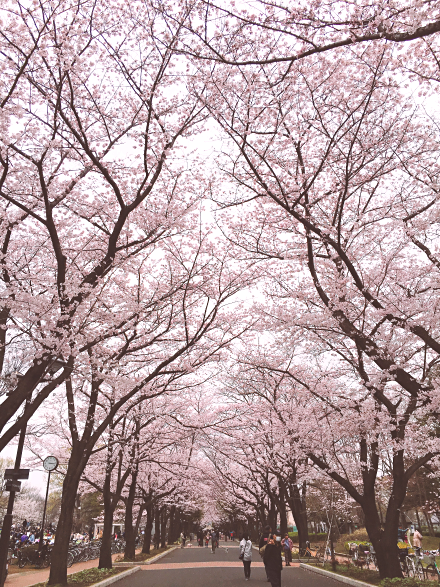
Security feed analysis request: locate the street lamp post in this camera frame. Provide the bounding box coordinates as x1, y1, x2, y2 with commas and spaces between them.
39, 457, 58, 551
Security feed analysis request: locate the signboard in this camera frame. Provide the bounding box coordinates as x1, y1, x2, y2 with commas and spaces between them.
5, 480, 21, 492
4, 469, 29, 480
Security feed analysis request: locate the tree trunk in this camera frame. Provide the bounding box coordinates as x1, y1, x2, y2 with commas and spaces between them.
287, 482, 309, 551
142, 502, 153, 554
160, 506, 167, 548
268, 498, 277, 532
48, 453, 83, 585
279, 492, 288, 536
154, 507, 160, 549
423, 509, 435, 536
123, 472, 138, 560
168, 505, 176, 544
175, 509, 181, 540
98, 495, 114, 569
415, 508, 422, 530
363, 479, 404, 579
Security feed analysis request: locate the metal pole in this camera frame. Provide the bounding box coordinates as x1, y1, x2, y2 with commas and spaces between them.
38, 471, 51, 552
0, 409, 28, 587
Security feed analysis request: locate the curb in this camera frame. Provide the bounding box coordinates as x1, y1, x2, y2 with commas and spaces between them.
300, 563, 375, 587
89, 566, 141, 587
26, 567, 142, 587
144, 546, 178, 565
113, 546, 178, 566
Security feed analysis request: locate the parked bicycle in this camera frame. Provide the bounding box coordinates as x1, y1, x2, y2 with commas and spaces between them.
18, 544, 51, 569
421, 551, 440, 581
298, 541, 326, 563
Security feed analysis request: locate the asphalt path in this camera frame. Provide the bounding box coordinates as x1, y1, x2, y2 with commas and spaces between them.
112, 542, 344, 587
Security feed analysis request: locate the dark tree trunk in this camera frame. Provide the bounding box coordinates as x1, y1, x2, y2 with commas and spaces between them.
134, 505, 144, 538
286, 481, 309, 551
168, 505, 176, 544
123, 470, 138, 560
175, 509, 181, 540
362, 466, 406, 579
268, 498, 277, 532
142, 502, 153, 554
423, 510, 435, 536
98, 462, 116, 570
154, 507, 160, 549
99, 494, 114, 569
47, 462, 81, 585
278, 490, 288, 536
160, 507, 167, 548
415, 508, 422, 530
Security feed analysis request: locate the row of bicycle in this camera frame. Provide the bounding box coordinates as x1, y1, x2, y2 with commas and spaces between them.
399, 548, 440, 580
15, 538, 126, 569
350, 542, 440, 579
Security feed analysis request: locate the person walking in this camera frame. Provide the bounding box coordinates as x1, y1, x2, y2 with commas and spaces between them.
211, 530, 218, 553
259, 525, 271, 582
263, 534, 283, 587
240, 533, 253, 581
413, 527, 423, 556
281, 533, 293, 566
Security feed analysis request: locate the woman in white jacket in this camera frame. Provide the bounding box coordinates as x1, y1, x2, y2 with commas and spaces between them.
240, 533, 253, 581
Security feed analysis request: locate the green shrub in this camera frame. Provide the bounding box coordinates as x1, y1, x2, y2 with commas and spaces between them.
379, 578, 434, 587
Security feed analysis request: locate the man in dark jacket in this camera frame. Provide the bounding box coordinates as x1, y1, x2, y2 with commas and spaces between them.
259, 525, 272, 582
263, 534, 283, 587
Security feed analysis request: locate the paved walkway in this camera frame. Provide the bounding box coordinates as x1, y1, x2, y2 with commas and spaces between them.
6, 541, 346, 587
112, 542, 344, 587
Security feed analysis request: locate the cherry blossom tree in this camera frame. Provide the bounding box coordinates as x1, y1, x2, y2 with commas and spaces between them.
0, 0, 210, 449
173, 0, 440, 71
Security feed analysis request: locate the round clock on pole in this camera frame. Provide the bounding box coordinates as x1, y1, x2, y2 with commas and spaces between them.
43, 456, 58, 472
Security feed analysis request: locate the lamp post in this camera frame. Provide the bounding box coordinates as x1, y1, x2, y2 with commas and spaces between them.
0, 358, 67, 587
39, 457, 58, 551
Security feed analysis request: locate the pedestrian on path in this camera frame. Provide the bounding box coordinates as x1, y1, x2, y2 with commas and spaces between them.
211, 530, 218, 553
239, 533, 252, 581
180, 532, 186, 548
281, 534, 293, 566
263, 534, 283, 587
413, 528, 423, 556
259, 525, 271, 582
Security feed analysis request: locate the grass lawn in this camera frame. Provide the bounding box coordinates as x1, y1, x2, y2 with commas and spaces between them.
114, 545, 171, 562
28, 567, 126, 587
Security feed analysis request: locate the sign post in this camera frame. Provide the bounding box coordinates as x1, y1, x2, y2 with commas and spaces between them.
0, 419, 30, 587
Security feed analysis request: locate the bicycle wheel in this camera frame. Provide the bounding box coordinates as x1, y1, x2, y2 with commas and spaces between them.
414, 561, 424, 580
405, 557, 415, 577
315, 547, 325, 563
18, 556, 26, 568
400, 560, 408, 577
66, 552, 74, 568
